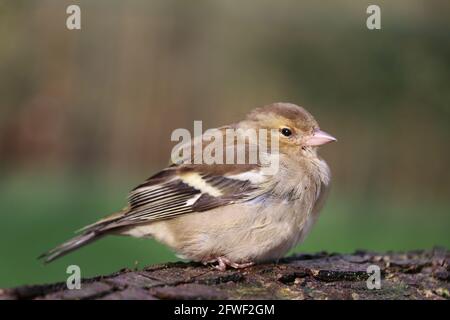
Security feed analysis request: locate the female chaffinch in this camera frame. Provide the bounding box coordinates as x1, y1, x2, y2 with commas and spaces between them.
41, 102, 336, 270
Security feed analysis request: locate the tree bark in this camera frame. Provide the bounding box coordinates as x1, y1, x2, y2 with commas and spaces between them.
1, 248, 448, 300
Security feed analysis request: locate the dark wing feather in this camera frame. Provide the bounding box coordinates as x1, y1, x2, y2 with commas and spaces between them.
115, 166, 261, 225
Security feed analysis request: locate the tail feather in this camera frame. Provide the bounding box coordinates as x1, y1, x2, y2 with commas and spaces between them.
38, 231, 104, 263
39, 210, 128, 263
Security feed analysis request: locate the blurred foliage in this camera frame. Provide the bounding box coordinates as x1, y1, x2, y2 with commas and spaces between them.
0, 1, 449, 287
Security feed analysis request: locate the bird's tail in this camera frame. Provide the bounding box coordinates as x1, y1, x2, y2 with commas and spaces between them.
38, 231, 105, 263
39, 208, 130, 263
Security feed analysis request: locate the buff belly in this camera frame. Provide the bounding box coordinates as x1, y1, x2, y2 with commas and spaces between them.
120, 199, 313, 263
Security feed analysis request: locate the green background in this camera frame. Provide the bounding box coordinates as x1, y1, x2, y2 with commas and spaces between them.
1, 1, 449, 287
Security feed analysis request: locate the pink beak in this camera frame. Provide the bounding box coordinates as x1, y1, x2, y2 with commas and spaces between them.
305, 129, 337, 146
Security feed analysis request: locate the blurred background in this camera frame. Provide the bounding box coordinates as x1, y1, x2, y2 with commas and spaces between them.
0, 0, 449, 287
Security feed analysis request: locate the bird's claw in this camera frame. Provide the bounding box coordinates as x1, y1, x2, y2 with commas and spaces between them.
210, 257, 254, 271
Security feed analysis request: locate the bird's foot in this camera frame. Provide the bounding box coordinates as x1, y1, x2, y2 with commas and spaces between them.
210, 257, 254, 271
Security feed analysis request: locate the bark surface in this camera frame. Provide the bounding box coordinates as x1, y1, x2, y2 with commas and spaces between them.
1, 248, 448, 300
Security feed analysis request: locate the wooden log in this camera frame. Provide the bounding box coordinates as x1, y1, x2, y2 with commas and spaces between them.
1, 248, 448, 300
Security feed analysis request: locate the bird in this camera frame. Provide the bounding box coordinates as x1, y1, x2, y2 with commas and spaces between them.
40, 102, 336, 271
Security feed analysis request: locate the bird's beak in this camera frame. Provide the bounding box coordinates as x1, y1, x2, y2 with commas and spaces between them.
305, 129, 337, 146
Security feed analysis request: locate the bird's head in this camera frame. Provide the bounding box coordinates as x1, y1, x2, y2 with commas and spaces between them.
243, 102, 336, 157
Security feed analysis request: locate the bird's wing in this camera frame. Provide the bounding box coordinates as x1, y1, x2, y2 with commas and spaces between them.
83, 163, 271, 232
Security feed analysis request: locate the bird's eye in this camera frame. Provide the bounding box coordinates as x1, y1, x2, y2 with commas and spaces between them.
281, 128, 292, 137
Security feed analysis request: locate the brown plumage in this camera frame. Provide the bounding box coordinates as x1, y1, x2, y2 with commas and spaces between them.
40, 102, 336, 270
